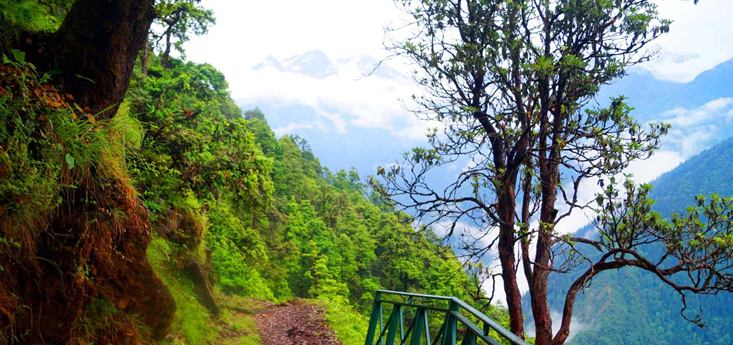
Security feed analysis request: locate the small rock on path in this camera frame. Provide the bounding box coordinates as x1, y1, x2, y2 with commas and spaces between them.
255, 302, 342, 345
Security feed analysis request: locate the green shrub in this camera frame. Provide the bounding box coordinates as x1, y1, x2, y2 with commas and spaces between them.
207, 203, 274, 300
322, 298, 369, 345
71, 298, 151, 344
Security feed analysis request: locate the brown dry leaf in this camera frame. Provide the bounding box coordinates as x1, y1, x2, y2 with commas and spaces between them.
86, 113, 96, 124
44, 92, 66, 108
65, 93, 74, 101
46, 99, 63, 108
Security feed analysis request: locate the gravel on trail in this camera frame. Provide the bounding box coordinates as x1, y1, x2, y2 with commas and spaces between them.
254, 302, 342, 345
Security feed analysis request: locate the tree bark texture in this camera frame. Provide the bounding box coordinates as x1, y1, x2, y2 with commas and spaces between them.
51, 0, 156, 119
497, 180, 525, 339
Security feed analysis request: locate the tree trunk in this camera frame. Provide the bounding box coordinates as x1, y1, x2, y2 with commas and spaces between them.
532, 123, 561, 345
530, 208, 555, 345
162, 30, 172, 69
142, 38, 150, 76
497, 182, 525, 339
50, 0, 156, 119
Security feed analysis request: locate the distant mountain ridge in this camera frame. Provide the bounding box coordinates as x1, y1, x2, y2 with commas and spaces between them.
599, 58, 733, 121
251, 49, 408, 81
242, 56, 733, 180
253, 50, 338, 79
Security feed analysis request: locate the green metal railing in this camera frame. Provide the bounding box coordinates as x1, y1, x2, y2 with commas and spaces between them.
365, 290, 531, 345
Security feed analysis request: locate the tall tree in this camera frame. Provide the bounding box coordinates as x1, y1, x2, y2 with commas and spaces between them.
151, 0, 214, 69
374, 1, 733, 344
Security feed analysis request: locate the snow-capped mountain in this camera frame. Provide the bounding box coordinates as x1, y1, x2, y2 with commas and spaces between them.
252, 50, 338, 79
251, 50, 409, 81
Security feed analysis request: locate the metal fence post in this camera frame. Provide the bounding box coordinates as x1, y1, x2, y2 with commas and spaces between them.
385, 304, 402, 345
441, 299, 459, 345
365, 291, 382, 345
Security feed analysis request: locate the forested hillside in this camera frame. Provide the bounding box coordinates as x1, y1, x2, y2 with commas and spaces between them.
539, 139, 733, 345
131, 53, 495, 342
0, 2, 502, 344
134, 56, 494, 343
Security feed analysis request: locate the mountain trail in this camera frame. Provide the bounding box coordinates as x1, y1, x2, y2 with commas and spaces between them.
254, 300, 342, 345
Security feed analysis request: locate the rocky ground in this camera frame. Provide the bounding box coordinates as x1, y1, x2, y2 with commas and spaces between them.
254, 301, 342, 345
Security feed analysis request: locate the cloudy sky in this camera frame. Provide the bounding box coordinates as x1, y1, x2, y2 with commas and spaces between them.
187, 0, 733, 306
187, 0, 733, 150
188, 0, 733, 80
186, 0, 733, 191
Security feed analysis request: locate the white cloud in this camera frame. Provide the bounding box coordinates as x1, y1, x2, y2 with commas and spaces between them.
524, 309, 593, 342
273, 121, 330, 137
216, 51, 431, 141
188, 0, 733, 90
187, 0, 406, 68
662, 97, 733, 127
640, 0, 733, 82
316, 109, 349, 134
626, 150, 685, 183
658, 97, 733, 157
185, 0, 733, 152
394, 118, 442, 141
228, 66, 415, 131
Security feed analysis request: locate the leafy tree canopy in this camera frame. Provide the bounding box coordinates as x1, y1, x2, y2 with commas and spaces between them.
373, 1, 733, 344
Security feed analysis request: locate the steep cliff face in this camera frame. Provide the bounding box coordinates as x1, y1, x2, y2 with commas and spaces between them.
0, 61, 176, 344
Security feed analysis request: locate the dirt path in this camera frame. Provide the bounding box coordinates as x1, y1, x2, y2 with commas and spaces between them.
254, 302, 342, 345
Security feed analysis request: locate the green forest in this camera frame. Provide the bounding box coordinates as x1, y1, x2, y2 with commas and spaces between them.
0, 1, 504, 344
2, 1, 733, 345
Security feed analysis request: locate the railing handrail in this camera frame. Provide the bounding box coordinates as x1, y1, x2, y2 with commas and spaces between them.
448, 295, 527, 345
366, 290, 531, 345
376, 290, 456, 301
